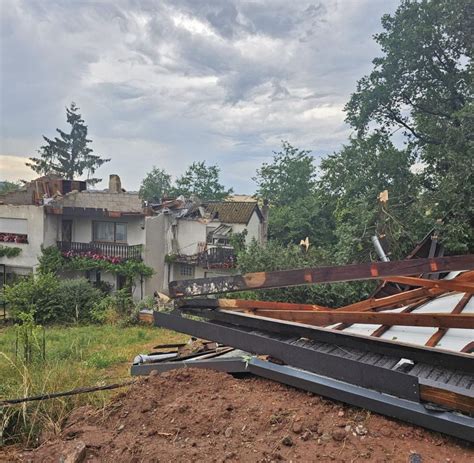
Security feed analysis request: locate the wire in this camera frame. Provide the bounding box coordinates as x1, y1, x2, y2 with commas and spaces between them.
0, 380, 136, 407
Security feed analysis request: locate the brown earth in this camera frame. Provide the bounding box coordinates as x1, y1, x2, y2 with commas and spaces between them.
8, 368, 474, 462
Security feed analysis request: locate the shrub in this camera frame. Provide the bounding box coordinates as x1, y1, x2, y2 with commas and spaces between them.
90, 289, 136, 325
58, 279, 104, 323
5, 275, 106, 324
4, 273, 62, 324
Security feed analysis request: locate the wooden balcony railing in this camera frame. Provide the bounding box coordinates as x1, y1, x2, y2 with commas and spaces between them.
57, 241, 142, 261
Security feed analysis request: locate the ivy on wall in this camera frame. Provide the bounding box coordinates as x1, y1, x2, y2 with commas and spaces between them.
0, 245, 22, 258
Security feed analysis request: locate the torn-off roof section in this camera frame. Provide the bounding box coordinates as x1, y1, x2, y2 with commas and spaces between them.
47, 190, 144, 214
205, 201, 262, 224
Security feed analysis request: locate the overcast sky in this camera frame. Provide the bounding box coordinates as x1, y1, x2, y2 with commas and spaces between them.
0, 0, 399, 193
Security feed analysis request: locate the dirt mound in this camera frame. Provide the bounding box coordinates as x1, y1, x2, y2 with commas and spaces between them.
17, 369, 473, 462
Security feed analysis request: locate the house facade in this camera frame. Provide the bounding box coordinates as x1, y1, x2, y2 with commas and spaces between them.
0, 175, 150, 299
1, 175, 267, 299
144, 199, 267, 294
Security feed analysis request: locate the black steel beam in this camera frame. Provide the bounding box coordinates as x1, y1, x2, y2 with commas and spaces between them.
154, 312, 419, 401
182, 308, 474, 374
247, 358, 474, 443
130, 353, 474, 442
131, 358, 246, 376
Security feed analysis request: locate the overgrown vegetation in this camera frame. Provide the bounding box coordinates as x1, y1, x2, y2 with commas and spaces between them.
0, 246, 22, 258
0, 325, 187, 446
237, 0, 472, 306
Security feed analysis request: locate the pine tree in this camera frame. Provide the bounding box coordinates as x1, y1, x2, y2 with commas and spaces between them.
27, 103, 109, 184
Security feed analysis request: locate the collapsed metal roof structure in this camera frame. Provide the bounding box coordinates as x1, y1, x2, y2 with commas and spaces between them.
133, 251, 474, 442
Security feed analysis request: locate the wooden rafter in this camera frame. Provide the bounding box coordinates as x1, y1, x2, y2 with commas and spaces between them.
425, 294, 472, 348
169, 255, 474, 297
248, 310, 474, 329
334, 287, 444, 313
370, 298, 432, 338
177, 298, 330, 312
383, 276, 474, 293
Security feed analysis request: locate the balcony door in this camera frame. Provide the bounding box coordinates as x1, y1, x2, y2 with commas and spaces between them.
62, 220, 73, 242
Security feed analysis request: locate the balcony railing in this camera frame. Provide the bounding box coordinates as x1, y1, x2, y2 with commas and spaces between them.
198, 246, 236, 269
57, 241, 142, 261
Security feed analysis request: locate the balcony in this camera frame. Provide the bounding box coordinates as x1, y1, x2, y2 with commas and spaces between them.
198, 245, 236, 269
57, 241, 142, 261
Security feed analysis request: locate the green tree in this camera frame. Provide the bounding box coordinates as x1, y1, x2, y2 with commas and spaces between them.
268, 194, 336, 248
236, 240, 373, 307
27, 102, 109, 184
345, 0, 473, 251
173, 161, 233, 200
318, 134, 421, 262
0, 180, 21, 195
254, 141, 316, 206
139, 166, 172, 203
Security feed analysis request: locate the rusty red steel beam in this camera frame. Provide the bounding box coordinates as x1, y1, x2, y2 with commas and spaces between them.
169, 255, 474, 298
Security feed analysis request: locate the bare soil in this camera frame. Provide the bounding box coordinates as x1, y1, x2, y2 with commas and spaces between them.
8, 369, 474, 462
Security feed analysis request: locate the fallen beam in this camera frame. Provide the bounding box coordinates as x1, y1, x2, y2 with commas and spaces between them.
183, 309, 474, 373
425, 294, 472, 348
153, 311, 419, 400
177, 298, 330, 312
252, 310, 474, 329
169, 254, 474, 297
383, 276, 474, 293
334, 287, 443, 312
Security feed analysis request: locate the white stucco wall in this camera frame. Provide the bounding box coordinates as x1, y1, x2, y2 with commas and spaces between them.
143, 214, 169, 295
60, 215, 146, 245
0, 205, 49, 271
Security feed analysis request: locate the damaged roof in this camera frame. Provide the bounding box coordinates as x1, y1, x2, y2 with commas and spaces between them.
204, 201, 262, 224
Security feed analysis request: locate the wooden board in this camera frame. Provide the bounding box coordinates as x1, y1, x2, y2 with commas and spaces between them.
249, 310, 474, 329
169, 255, 474, 297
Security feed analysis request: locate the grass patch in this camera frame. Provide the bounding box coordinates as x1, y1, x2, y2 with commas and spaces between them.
0, 324, 188, 446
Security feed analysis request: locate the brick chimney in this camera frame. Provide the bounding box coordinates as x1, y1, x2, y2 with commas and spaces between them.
108, 174, 122, 193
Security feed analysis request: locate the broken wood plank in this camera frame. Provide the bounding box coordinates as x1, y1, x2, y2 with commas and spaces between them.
383, 276, 474, 293
249, 310, 474, 329
177, 298, 330, 312
168, 255, 474, 298
425, 294, 472, 348
334, 287, 444, 312
419, 381, 474, 414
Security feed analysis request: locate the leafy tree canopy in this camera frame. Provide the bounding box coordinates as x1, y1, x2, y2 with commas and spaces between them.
318, 134, 422, 262
345, 0, 473, 252
0, 180, 21, 195
173, 161, 233, 200
27, 102, 109, 185
139, 167, 172, 203
254, 141, 316, 207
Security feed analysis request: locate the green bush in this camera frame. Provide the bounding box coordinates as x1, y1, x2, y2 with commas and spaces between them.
58, 279, 104, 323
4, 273, 62, 324
4, 275, 106, 324
90, 289, 136, 325
236, 240, 374, 308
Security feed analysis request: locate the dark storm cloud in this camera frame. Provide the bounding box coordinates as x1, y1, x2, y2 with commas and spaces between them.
0, 0, 399, 191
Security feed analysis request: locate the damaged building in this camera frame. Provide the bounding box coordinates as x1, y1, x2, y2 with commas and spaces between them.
0, 175, 267, 298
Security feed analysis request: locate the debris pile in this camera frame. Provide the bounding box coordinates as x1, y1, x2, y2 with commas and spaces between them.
17, 369, 473, 462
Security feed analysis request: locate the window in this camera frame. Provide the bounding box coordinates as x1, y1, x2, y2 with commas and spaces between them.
93, 221, 127, 243
179, 264, 195, 277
